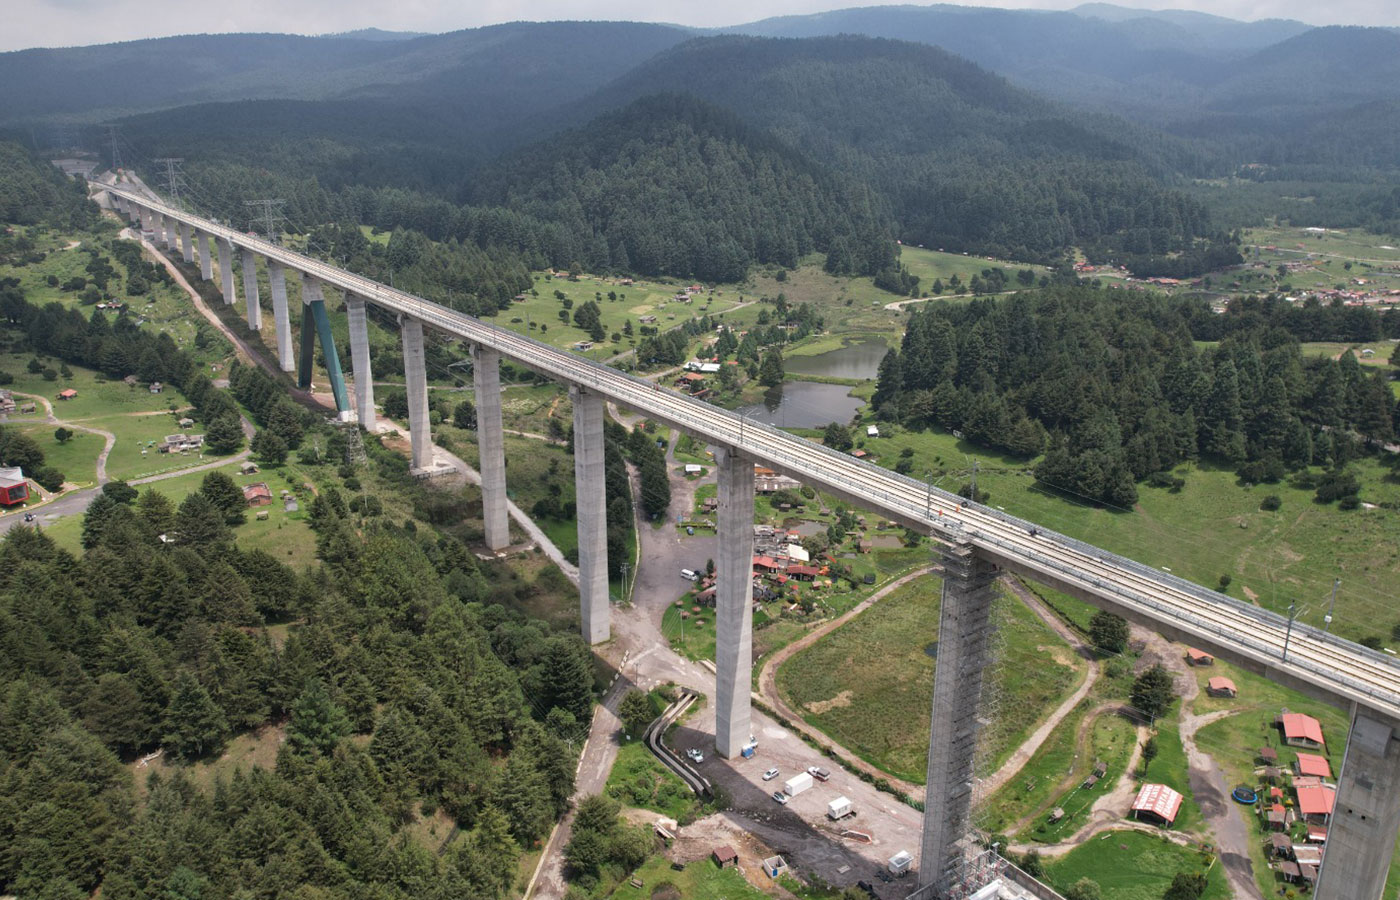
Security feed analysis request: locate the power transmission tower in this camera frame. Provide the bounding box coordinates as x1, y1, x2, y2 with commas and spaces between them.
245, 199, 286, 243
154, 157, 186, 208
101, 124, 122, 172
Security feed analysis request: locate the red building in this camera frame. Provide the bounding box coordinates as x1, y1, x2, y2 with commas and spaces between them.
0, 468, 29, 506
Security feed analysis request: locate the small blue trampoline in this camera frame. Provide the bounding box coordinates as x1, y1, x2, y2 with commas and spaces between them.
1232, 786, 1258, 804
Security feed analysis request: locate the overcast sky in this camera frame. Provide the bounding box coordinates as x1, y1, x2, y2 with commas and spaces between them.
5, 0, 1398, 52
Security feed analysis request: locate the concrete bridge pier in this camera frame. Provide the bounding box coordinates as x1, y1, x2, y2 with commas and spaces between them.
400, 316, 433, 472
217, 239, 237, 306
918, 542, 998, 895
160, 214, 175, 249
714, 445, 755, 759
241, 251, 262, 332
140, 206, 155, 235
472, 344, 510, 550
199, 232, 214, 282
346, 294, 375, 430
1315, 710, 1400, 900
179, 222, 194, 264
571, 385, 610, 644
267, 261, 294, 372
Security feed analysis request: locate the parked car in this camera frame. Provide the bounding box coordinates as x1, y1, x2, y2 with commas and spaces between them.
762, 768, 780, 781
771, 791, 789, 805
686, 748, 704, 763
808, 765, 832, 781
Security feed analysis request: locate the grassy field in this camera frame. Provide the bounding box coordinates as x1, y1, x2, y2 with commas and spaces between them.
1042, 829, 1229, 900
775, 578, 1082, 784
605, 854, 768, 900
40, 459, 319, 568
1014, 708, 1140, 844
1299, 340, 1396, 368
604, 737, 702, 822
848, 420, 1400, 645
488, 272, 748, 355
0, 352, 180, 419
18, 423, 101, 486
0, 223, 224, 365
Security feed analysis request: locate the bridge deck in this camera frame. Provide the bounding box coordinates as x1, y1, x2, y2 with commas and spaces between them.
98, 182, 1400, 721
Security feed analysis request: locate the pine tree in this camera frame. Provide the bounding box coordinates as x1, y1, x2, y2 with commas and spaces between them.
758, 348, 784, 387
200, 471, 246, 525
163, 671, 227, 760
286, 678, 352, 757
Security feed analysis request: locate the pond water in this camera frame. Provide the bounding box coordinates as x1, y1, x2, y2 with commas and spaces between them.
734, 382, 864, 428
784, 339, 889, 380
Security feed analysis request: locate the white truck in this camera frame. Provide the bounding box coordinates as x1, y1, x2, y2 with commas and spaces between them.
827, 796, 854, 820
783, 772, 813, 797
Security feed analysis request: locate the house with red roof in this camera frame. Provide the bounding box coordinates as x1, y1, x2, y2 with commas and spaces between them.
1206, 676, 1237, 698
1185, 647, 1214, 666
1130, 783, 1183, 826
1295, 753, 1332, 780
1296, 783, 1336, 824
1281, 712, 1326, 749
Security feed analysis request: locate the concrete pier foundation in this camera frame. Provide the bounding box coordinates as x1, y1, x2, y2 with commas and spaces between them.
161, 214, 176, 249
241, 251, 262, 332
199, 232, 214, 282
714, 446, 755, 759
472, 345, 509, 550
346, 294, 376, 430
140, 207, 154, 235
179, 222, 194, 264
267, 261, 294, 372
217, 239, 237, 306
401, 317, 432, 470
571, 385, 610, 644
1314, 711, 1400, 900
917, 543, 998, 894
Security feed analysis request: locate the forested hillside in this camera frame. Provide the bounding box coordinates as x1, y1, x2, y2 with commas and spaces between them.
875, 288, 1400, 505
0, 22, 690, 129
0, 141, 98, 229
0, 143, 591, 899
468, 94, 895, 282
575, 36, 1235, 268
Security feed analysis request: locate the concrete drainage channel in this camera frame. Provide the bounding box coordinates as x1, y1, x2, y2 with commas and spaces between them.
644, 690, 712, 797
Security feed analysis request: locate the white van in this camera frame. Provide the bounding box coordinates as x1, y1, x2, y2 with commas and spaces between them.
681, 568, 699, 582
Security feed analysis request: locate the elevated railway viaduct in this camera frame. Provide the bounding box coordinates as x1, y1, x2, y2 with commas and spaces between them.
96, 181, 1400, 900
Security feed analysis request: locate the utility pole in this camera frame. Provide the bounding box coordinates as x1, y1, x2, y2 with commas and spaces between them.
970, 459, 979, 503
245, 198, 286, 244
101, 124, 122, 172
1282, 600, 1298, 662
1323, 578, 1339, 634
154, 157, 185, 208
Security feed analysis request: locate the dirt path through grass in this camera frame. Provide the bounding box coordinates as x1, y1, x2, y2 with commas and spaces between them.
983, 579, 1100, 796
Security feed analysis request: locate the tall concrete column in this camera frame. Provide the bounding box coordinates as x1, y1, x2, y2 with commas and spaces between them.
179, 222, 194, 264
1315, 710, 1400, 900
917, 543, 998, 895
160, 214, 175, 248
571, 385, 609, 644
198, 232, 214, 282
140, 207, 154, 235
472, 345, 509, 550
346, 294, 376, 430
714, 446, 755, 759
267, 261, 295, 372
240, 250, 262, 331
401, 317, 433, 472
217, 239, 237, 306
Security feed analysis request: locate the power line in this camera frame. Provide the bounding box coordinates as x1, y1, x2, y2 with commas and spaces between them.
153, 157, 186, 209
245, 199, 287, 243
101, 124, 122, 172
